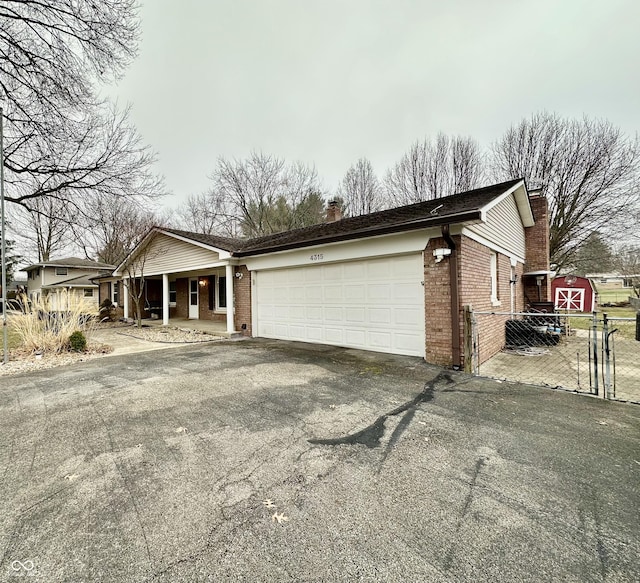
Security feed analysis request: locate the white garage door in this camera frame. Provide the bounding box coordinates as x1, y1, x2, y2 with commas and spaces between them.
255, 254, 425, 356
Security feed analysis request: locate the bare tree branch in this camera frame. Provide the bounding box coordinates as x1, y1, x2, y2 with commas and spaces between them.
490, 112, 640, 271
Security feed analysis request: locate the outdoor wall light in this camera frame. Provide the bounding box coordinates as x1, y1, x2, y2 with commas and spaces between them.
433, 248, 452, 263
235, 272, 243, 279
198, 279, 206, 287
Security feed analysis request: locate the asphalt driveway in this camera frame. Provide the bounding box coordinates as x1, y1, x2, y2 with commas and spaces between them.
1, 339, 638, 582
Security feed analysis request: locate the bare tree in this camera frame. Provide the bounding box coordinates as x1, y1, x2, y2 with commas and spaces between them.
209, 152, 325, 237
614, 244, 640, 298
1, 1, 163, 228
177, 192, 240, 237
73, 196, 164, 265
384, 133, 485, 206
491, 112, 640, 271
8, 197, 74, 261
337, 158, 383, 216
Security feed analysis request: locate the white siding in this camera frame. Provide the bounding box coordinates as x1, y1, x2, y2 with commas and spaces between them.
128, 233, 220, 276
467, 195, 526, 258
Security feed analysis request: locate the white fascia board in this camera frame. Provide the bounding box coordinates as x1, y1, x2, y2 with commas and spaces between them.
131, 260, 237, 279
155, 229, 233, 258
244, 229, 438, 271
479, 180, 534, 228
461, 227, 525, 264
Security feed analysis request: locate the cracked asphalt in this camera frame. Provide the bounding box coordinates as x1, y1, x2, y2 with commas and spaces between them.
1, 339, 639, 582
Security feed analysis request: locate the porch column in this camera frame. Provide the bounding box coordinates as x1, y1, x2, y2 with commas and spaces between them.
123, 277, 129, 319
162, 273, 169, 326
225, 264, 234, 333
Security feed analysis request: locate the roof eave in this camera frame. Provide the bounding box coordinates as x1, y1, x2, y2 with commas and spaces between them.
234, 211, 483, 257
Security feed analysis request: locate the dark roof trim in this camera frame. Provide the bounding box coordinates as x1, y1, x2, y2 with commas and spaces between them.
233, 210, 483, 257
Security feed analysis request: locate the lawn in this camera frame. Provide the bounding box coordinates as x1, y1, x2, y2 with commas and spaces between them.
568, 306, 638, 340
596, 287, 637, 305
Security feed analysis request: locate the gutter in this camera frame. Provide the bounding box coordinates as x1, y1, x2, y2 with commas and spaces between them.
233, 210, 483, 258
442, 225, 461, 370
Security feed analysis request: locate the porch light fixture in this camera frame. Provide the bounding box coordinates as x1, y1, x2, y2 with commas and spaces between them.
235, 272, 243, 279
198, 279, 206, 287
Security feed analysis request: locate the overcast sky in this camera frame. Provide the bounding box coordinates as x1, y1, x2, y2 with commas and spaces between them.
107, 0, 640, 207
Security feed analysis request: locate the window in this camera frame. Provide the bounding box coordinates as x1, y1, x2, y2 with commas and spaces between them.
217, 276, 227, 310
84, 288, 94, 297
112, 282, 119, 306
490, 252, 500, 306
169, 281, 176, 306
55, 267, 68, 276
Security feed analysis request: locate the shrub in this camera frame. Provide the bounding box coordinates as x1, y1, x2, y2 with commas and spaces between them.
69, 331, 87, 352
11, 292, 98, 354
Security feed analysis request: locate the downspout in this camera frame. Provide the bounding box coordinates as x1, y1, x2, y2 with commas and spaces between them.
442, 225, 461, 370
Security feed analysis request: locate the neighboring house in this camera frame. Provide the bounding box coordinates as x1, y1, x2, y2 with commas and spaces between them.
110, 178, 550, 368
552, 275, 596, 312
586, 273, 639, 289
24, 258, 115, 310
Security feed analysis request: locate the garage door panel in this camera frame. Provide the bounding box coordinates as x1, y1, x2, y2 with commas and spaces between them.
324, 285, 342, 301
394, 282, 422, 301
368, 331, 392, 349
344, 284, 365, 302
395, 307, 423, 326
369, 308, 391, 324
324, 307, 343, 321
255, 254, 425, 357
368, 284, 391, 301
325, 328, 344, 343
306, 306, 323, 320
345, 329, 366, 346
345, 307, 366, 323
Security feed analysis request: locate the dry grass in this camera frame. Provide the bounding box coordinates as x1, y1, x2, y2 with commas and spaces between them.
11, 293, 99, 354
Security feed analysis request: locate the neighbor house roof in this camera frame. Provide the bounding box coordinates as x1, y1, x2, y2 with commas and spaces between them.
156, 178, 529, 257
41, 274, 102, 288
23, 257, 115, 271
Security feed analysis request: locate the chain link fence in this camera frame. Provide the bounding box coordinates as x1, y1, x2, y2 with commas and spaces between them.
469, 309, 640, 403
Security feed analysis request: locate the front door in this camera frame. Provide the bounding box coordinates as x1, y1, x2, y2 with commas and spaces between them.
189, 278, 199, 319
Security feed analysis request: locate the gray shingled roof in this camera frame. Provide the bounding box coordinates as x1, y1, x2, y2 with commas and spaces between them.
160, 178, 524, 257
24, 257, 115, 271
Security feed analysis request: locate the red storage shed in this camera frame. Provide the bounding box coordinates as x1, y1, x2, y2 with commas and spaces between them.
552, 275, 596, 312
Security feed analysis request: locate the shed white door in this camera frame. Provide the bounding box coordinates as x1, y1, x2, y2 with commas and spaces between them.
254, 254, 425, 356
555, 287, 584, 311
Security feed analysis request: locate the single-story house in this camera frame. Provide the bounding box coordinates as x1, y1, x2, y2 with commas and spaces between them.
552, 275, 596, 312
586, 273, 639, 289
107, 178, 550, 368
24, 257, 115, 310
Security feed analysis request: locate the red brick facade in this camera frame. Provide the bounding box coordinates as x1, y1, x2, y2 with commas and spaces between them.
233, 265, 252, 336
425, 234, 527, 367
524, 194, 551, 303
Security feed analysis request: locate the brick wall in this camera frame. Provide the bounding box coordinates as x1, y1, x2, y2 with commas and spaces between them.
234, 265, 252, 336
175, 278, 188, 319
424, 236, 456, 366
198, 276, 226, 322
458, 237, 509, 365
98, 282, 109, 306
524, 193, 551, 302
425, 235, 525, 367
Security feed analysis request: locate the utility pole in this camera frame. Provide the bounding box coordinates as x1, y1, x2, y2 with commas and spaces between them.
0, 105, 7, 364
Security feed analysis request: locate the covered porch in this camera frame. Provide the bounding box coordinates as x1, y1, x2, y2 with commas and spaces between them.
121, 263, 237, 334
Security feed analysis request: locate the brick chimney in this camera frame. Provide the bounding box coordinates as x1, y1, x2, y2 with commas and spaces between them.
524, 190, 552, 302
326, 200, 342, 222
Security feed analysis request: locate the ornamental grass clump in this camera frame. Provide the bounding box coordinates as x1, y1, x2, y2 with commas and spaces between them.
11, 292, 98, 354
